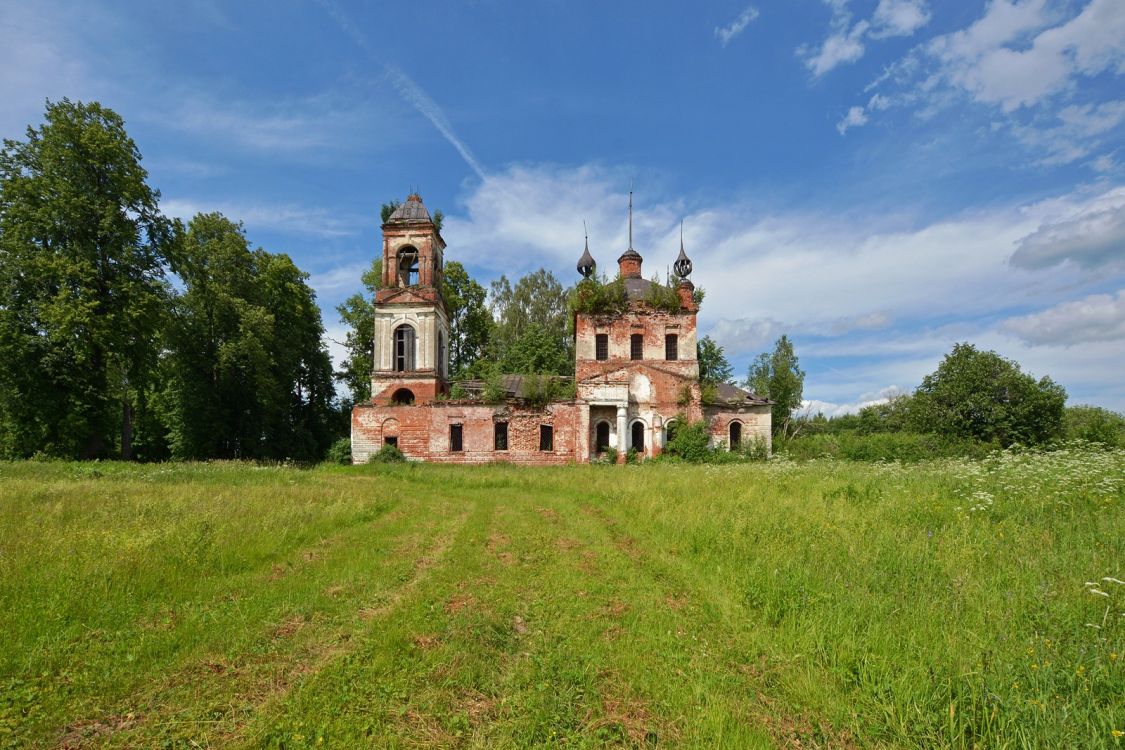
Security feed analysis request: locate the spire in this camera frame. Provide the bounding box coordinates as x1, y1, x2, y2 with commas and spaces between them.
673, 219, 693, 279
577, 221, 596, 278
628, 186, 633, 251
617, 183, 643, 277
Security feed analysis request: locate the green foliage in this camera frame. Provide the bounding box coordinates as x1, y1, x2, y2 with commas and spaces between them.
448, 381, 467, 400
501, 323, 572, 376
700, 382, 719, 406
0, 99, 172, 459
335, 258, 382, 404
697, 335, 733, 384
910, 342, 1066, 447
367, 443, 406, 463
442, 261, 491, 377
482, 365, 506, 404
1064, 405, 1125, 447
677, 384, 694, 408
326, 437, 352, 465
625, 447, 640, 464
748, 335, 806, 438
567, 274, 629, 318
163, 213, 337, 462
379, 201, 399, 223
778, 431, 997, 461
432, 209, 443, 232
644, 274, 682, 313
663, 418, 713, 463
488, 269, 572, 375
520, 373, 576, 408
597, 446, 619, 464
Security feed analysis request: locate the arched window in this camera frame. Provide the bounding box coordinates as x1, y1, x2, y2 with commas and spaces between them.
396, 247, 419, 287
390, 388, 415, 406
437, 330, 446, 377
630, 421, 645, 453
665, 420, 678, 445
595, 421, 611, 453
393, 325, 416, 371
729, 421, 742, 450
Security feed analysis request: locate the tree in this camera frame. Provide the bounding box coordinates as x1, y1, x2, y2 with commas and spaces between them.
442, 260, 491, 377
909, 343, 1066, 446
488, 268, 571, 375
747, 335, 805, 437
0, 99, 171, 459
335, 258, 382, 403
1064, 405, 1125, 447
163, 213, 336, 461
697, 335, 733, 384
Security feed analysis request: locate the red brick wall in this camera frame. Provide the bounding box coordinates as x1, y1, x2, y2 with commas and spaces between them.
351, 401, 580, 465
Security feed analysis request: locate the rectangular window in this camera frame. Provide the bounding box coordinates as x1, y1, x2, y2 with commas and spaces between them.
494, 421, 508, 451
665, 334, 678, 361
630, 334, 643, 360
595, 334, 609, 361
539, 424, 554, 451
449, 424, 463, 452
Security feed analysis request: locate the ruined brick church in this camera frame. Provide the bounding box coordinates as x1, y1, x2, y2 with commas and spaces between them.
350, 192, 771, 464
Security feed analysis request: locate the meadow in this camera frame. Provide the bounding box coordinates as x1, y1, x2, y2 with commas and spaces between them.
0, 449, 1122, 749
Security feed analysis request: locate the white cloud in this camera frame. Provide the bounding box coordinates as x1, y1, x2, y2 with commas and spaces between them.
162, 198, 363, 238
1001, 290, 1125, 345
801, 19, 870, 77
870, 0, 931, 39
715, 6, 760, 47
1011, 100, 1125, 166
799, 0, 930, 78
837, 105, 869, 134
803, 386, 907, 418
1010, 188, 1125, 269
309, 262, 373, 296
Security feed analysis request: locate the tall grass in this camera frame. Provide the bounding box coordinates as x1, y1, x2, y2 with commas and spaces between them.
0, 450, 1121, 748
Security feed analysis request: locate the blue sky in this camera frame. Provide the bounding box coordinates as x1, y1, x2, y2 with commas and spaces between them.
3, 0, 1124, 412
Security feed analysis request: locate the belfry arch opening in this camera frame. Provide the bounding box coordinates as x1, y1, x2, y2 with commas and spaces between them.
396, 247, 419, 287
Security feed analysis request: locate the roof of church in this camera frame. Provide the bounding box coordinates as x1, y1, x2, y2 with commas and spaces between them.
712, 381, 771, 406
386, 194, 432, 224
452, 374, 573, 401
623, 276, 656, 300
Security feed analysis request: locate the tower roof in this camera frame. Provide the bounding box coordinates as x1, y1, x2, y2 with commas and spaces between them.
577, 233, 596, 278
386, 193, 432, 224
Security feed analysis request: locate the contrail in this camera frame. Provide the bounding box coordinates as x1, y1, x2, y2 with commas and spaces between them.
313, 0, 488, 181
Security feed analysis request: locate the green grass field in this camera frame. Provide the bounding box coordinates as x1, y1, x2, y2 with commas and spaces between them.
1, 451, 1122, 749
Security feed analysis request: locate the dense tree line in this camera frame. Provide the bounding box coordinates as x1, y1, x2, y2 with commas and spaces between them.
0, 100, 337, 460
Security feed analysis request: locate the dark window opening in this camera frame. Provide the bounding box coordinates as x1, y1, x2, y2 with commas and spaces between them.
494, 421, 508, 451
390, 388, 415, 405
665, 421, 678, 445
384, 436, 398, 448
665, 334, 678, 361
393, 325, 416, 371
595, 334, 609, 361
450, 424, 463, 452
437, 331, 445, 377
630, 334, 643, 360
539, 424, 554, 451
595, 421, 611, 453
729, 422, 742, 450
397, 247, 419, 287
631, 422, 645, 453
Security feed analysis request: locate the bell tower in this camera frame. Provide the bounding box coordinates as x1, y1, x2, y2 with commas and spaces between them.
370, 193, 449, 406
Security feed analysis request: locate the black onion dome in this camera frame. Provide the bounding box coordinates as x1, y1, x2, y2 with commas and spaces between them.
673, 231, 693, 279
577, 237, 596, 278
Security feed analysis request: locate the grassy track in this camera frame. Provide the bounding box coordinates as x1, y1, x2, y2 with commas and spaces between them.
0, 451, 1122, 748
